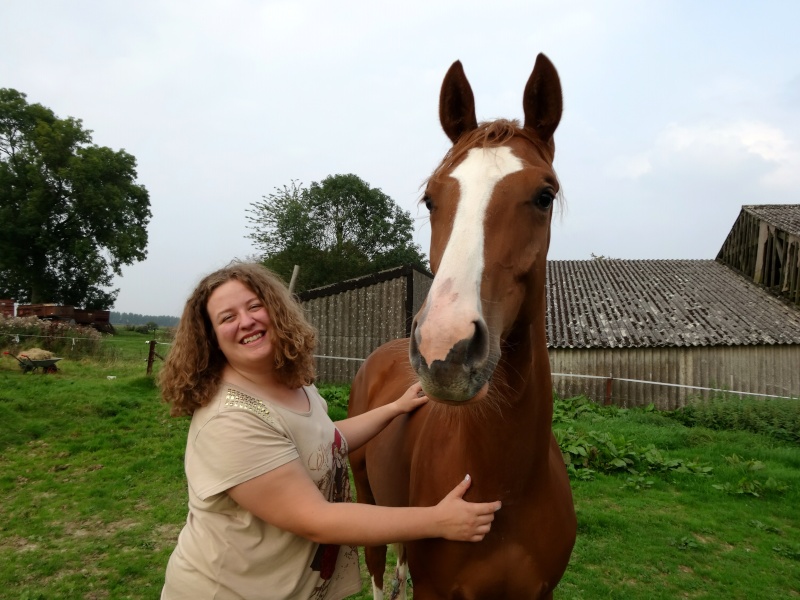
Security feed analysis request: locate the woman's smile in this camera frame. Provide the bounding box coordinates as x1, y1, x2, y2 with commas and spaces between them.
241, 331, 265, 345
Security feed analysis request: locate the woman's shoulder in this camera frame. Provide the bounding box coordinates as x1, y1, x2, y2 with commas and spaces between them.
220, 383, 282, 421
193, 383, 284, 431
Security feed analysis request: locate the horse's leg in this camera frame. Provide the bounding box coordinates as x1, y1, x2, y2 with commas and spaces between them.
388, 543, 408, 600
366, 543, 388, 599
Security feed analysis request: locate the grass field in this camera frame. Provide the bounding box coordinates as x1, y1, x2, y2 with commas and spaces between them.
1, 330, 798, 599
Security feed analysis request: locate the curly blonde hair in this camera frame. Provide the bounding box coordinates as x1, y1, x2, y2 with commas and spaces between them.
160, 262, 316, 416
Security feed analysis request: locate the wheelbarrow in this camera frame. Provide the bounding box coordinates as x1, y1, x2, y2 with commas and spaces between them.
3, 351, 63, 373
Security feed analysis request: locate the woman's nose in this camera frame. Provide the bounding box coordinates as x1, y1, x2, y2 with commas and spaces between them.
239, 310, 256, 327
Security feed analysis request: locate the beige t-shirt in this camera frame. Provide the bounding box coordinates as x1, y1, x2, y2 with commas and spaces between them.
162, 383, 361, 600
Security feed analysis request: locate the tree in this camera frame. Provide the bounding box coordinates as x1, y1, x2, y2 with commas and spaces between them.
0, 88, 151, 308
246, 174, 427, 292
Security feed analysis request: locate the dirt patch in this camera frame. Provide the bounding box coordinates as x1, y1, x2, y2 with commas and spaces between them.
62, 517, 141, 539
0, 535, 39, 552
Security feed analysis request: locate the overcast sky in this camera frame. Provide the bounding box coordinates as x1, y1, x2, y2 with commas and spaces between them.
3, 1, 799, 316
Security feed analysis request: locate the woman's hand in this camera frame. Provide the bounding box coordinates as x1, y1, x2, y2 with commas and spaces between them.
337, 382, 427, 452
392, 382, 429, 415
433, 475, 502, 542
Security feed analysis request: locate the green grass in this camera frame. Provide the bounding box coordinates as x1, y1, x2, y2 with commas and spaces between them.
1, 331, 798, 598
553, 405, 800, 600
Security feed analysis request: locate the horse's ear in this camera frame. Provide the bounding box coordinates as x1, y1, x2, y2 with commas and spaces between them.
439, 60, 478, 144
523, 53, 563, 144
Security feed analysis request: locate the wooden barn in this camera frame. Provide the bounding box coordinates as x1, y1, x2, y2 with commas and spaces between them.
298, 265, 433, 383
546, 259, 800, 409
717, 204, 800, 306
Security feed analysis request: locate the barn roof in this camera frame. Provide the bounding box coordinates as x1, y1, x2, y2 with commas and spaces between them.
546, 259, 800, 349
297, 265, 432, 301
743, 204, 800, 236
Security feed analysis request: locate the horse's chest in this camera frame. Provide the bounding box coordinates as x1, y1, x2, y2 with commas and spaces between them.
407, 414, 530, 504
408, 537, 555, 599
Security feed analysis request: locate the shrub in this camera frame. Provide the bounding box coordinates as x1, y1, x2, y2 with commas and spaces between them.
316, 383, 351, 421
552, 394, 627, 423
666, 395, 800, 444
554, 426, 712, 480
0, 315, 103, 359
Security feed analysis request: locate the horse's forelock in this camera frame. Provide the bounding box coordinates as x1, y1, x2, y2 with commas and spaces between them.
428, 119, 554, 185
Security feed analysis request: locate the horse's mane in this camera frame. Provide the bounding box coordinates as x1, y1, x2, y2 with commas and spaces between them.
429, 119, 555, 182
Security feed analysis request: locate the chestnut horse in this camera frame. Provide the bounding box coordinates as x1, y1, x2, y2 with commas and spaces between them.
347, 54, 576, 600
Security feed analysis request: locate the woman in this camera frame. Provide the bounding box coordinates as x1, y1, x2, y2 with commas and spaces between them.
160, 262, 501, 599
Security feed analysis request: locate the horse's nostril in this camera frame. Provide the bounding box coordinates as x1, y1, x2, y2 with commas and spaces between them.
467, 319, 490, 364
411, 320, 422, 347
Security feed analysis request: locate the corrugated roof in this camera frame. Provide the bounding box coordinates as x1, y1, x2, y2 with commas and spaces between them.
743, 204, 800, 236
546, 260, 800, 349
297, 265, 432, 301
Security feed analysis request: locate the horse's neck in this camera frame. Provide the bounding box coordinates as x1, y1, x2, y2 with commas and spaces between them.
493, 286, 553, 440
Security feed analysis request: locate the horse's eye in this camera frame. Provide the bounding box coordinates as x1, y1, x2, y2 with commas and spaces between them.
423, 195, 434, 211
534, 190, 555, 210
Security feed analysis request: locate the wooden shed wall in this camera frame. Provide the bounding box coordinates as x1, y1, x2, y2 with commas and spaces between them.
717, 209, 760, 278
758, 227, 800, 305
550, 345, 800, 410
302, 272, 433, 384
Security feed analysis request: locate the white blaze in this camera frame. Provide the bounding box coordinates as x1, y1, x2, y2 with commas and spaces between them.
420, 146, 523, 362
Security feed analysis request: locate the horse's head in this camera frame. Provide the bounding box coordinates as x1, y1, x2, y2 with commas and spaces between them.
410, 54, 562, 404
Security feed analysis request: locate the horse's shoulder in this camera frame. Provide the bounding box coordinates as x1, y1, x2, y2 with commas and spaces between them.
349, 338, 415, 415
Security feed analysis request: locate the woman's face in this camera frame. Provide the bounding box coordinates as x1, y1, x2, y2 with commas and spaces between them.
206, 279, 275, 371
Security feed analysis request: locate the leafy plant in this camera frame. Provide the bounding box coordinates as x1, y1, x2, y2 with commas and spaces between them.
672, 536, 700, 551
621, 475, 654, 491
714, 477, 789, 497
665, 394, 800, 444
750, 520, 783, 535
317, 383, 352, 421
554, 426, 712, 480
712, 454, 789, 497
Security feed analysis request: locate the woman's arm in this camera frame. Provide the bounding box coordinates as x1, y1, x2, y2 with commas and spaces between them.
227, 459, 500, 546
334, 382, 427, 453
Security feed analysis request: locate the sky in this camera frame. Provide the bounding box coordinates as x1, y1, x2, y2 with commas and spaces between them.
3, 1, 799, 316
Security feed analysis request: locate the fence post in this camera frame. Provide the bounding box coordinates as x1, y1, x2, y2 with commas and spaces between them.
146, 339, 157, 375
604, 376, 613, 405
288, 265, 300, 294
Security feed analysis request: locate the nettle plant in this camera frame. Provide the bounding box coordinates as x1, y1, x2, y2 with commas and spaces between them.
552, 396, 713, 486
713, 454, 790, 497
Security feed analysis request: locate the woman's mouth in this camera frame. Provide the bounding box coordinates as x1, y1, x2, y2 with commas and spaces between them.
241, 332, 264, 345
